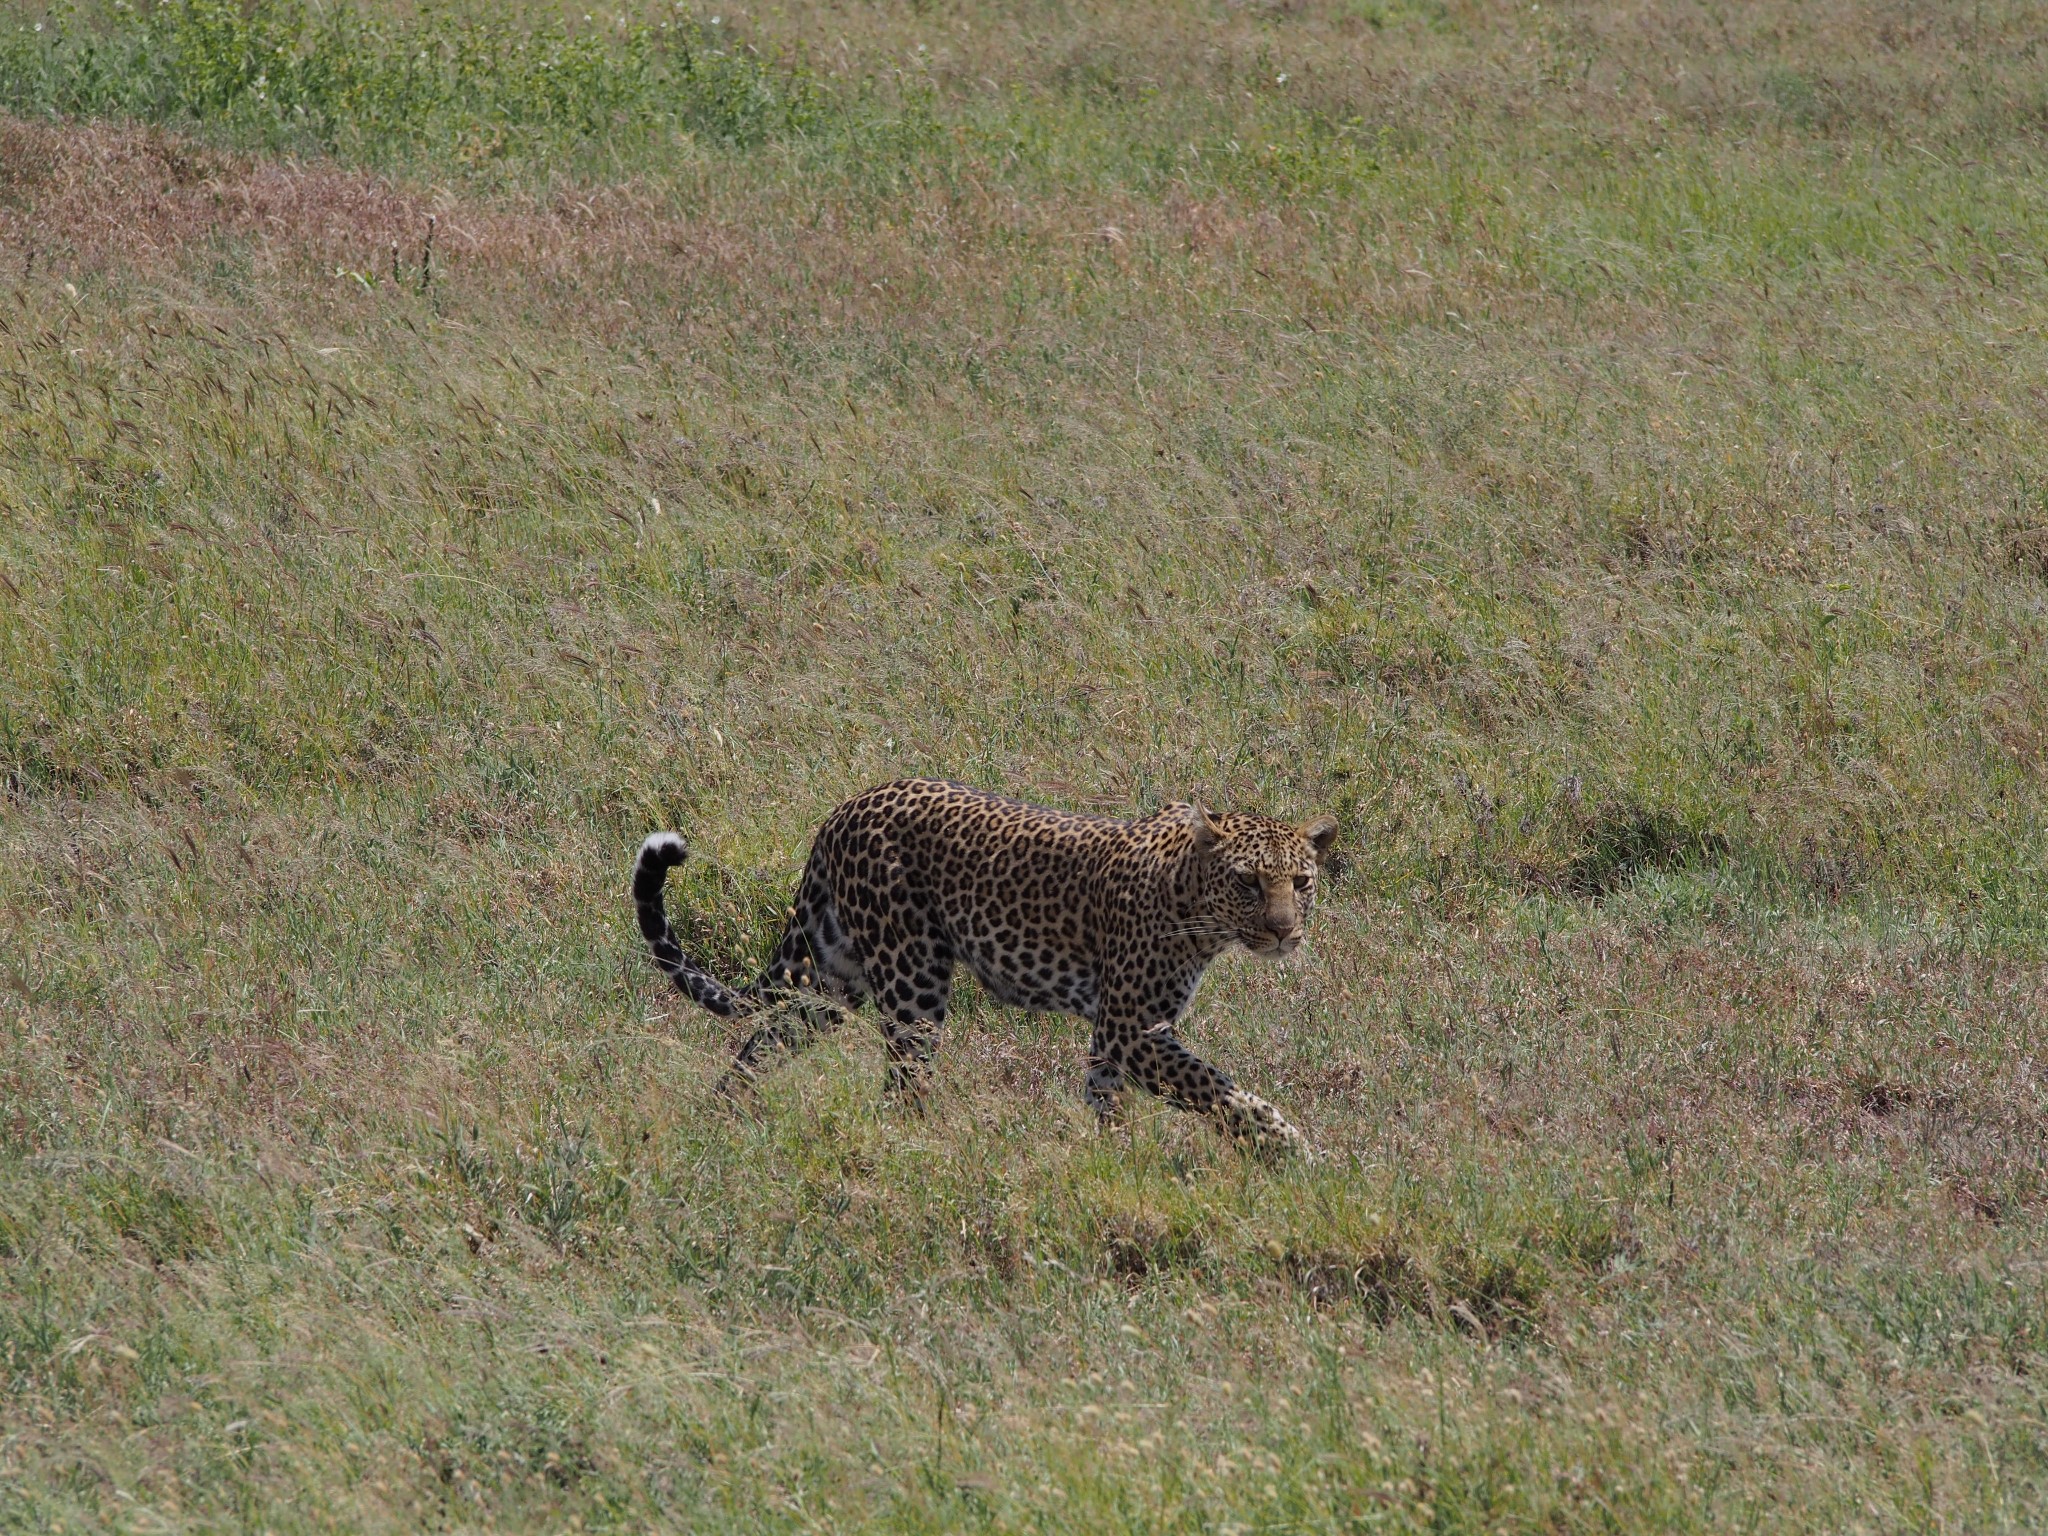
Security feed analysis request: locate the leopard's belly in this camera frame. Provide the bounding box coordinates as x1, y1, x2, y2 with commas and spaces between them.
963, 943, 1099, 1016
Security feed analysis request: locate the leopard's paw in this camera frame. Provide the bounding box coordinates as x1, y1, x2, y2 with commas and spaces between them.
1214, 1089, 1308, 1161
1083, 1064, 1128, 1128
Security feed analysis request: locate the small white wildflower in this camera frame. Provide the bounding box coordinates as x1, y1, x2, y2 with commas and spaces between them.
1275, 72, 1287, 85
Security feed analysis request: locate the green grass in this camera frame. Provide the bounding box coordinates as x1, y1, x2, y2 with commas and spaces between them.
3, 0, 2048, 1529
1, 0, 817, 168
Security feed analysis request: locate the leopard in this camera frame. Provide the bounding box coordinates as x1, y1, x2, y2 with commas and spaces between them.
632, 778, 1338, 1155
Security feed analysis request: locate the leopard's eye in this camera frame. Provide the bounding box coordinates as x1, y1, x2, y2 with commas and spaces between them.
1292, 873, 1311, 890
1236, 871, 1262, 895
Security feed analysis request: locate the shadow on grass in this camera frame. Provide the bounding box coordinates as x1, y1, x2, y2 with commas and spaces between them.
1286, 1241, 1546, 1342
1523, 801, 1731, 901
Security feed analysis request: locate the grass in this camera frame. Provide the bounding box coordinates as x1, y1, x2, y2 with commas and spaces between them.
2, 0, 2048, 1529
0, 0, 818, 167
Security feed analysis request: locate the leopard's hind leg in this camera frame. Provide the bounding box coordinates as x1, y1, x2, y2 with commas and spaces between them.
862, 924, 954, 1107
716, 871, 864, 1097
835, 899, 954, 1107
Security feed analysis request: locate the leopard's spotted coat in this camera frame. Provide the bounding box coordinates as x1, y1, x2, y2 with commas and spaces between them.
633, 778, 1336, 1154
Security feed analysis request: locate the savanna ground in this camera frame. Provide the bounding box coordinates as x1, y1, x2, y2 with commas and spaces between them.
2, 0, 2047, 1529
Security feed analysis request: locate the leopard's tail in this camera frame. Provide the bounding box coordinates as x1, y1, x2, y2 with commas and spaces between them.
633, 834, 749, 1018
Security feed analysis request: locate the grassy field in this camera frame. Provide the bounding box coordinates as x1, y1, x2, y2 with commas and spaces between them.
3, 0, 2047, 1529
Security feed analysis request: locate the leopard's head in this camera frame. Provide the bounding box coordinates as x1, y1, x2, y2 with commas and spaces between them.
1183, 804, 1339, 957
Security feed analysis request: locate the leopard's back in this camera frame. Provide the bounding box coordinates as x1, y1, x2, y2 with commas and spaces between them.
810, 779, 1150, 1014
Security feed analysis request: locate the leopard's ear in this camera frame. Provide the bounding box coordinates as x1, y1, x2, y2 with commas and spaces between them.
1188, 802, 1224, 851
1301, 814, 1339, 862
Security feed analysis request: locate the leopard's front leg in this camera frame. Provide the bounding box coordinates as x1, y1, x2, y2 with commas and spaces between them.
1092, 1011, 1305, 1159
1082, 1021, 1127, 1124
